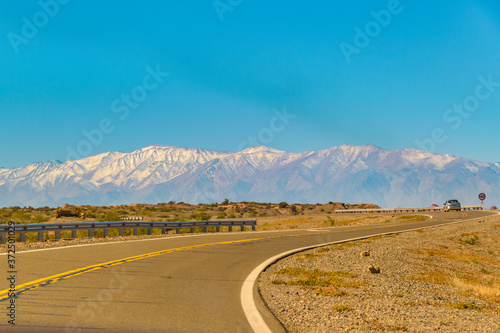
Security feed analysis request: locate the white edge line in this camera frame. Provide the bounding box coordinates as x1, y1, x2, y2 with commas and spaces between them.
241, 212, 500, 333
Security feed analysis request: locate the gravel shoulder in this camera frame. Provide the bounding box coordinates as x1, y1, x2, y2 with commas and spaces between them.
259, 213, 500, 332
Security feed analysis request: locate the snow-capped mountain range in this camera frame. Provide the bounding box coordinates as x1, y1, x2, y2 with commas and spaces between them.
0, 144, 498, 208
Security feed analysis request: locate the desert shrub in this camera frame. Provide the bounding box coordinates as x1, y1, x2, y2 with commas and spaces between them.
32, 215, 49, 223
278, 202, 288, 208
191, 212, 211, 221
101, 211, 120, 221
11, 210, 31, 222
326, 216, 335, 226
141, 209, 153, 217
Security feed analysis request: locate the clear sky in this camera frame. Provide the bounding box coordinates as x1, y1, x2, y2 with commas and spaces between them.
1, 0, 499, 168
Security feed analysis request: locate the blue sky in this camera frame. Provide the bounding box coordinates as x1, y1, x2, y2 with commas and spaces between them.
1, 0, 499, 168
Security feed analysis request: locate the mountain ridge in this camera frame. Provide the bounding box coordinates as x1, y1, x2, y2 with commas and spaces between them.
0, 144, 498, 208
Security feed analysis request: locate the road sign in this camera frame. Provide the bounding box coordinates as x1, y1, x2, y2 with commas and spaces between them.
479, 193, 486, 201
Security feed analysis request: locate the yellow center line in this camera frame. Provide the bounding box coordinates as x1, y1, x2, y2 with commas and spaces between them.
0, 232, 317, 300
0, 220, 432, 301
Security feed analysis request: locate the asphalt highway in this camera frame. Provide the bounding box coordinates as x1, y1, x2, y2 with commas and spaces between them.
0, 211, 494, 332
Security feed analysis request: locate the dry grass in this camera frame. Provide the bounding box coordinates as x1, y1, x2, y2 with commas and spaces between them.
312, 287, 349, 297
460, 234, 480, 245
271, 277, 363, 288
273, 267, 362, 288
362, 318, 408, 331
397, 215, 427, 222
296, 253, 321, 261
410, 269, 450, 285
406, 221, 500, 311
408, 248, 500, 266
447, 302, 482, 311
331, 304, 354, 312
274, 267, 357, 278
451, 276, 500, 303
258, 212, 428, 231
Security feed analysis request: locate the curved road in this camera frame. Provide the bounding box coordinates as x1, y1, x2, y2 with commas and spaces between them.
0, 211, 493, 332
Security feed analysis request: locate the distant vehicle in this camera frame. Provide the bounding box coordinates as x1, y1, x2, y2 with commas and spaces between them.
443, 199, 461, 212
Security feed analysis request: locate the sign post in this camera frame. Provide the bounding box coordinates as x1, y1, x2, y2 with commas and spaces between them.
478, 193, 486, 206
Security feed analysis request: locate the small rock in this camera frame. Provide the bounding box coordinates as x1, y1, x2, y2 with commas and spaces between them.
360, 251, 370, 257
367, 264, 381, 274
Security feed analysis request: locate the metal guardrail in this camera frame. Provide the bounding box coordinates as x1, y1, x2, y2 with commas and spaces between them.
335, 205, 483, 214
0, 219, 257, 244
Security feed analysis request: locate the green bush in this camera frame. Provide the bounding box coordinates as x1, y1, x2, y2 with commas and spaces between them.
141, 209, 153, 217
101, 211, 120, 221
191, 212, 211, 221
32, 215, 50, 223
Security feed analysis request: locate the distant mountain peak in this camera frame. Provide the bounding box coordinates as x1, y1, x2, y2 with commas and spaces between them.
241, 146, 284, 154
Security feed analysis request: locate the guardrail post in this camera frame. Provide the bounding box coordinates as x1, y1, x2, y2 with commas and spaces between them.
147, 228, 152, 235
55, 230, 61, 240
252, 225, 255, 231
203, 226, 207, 233
161, 227, 167, 234
72, 230, 77, 239
228, 226, 233, 232
88, 229, 93, 238
0, 233, 6, 244
119, 228, 124, 236
103, 229, 109, 237
20, 233, 26, 242
176, 228, 180, 234
133, 228, 138, 236
38, 232, 44, 242
216, 226, 220, 232
240, 226, 245, 231
190, 227, 195, 233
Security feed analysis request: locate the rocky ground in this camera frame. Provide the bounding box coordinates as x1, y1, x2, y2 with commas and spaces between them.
259, 213, 500, 332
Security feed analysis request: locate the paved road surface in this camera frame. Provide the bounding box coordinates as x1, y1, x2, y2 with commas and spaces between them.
0, 211, 493, 332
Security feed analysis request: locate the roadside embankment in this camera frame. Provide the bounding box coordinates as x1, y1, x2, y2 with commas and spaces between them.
259, 213, 500, 332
